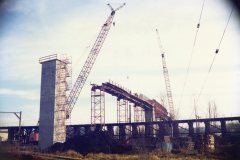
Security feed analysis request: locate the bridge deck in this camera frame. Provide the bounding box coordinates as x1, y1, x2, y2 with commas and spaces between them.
1, 116, 239, 130
92, 82, 170, 120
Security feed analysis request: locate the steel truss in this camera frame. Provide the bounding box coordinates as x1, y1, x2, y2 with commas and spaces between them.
134, 106, 144, 122
91, 90, 105, 125
117, 99, 130, 123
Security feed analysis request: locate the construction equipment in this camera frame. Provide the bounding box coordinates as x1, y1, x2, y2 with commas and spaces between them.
65, 3, 126, 119
156, 29, 175, 120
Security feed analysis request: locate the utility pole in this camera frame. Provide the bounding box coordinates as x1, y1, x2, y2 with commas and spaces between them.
0, 111, 22, 141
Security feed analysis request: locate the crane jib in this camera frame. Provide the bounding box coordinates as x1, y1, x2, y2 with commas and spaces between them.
65, 4, 125, 119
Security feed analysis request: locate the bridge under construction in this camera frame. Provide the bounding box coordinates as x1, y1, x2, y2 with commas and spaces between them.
1, 116, 240, 147
0, 3, 239, 155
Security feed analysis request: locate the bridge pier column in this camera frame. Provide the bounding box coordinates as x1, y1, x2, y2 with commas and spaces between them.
158, 122, 165, 139
204, 121, 210, 135
145, 109, 153, 122
132, 125, 138, 138
220, 120, 227, 137
73, 127, 79, 136
188, 122, 194, 136
145, 123, 153, 137
85, 126, 91, 133
173, 122, 179, 137
95, 124, 102, 131
107, 126, 114, 137
119, 125, 126, 142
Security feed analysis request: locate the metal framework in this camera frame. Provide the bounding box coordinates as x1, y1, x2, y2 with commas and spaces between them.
91, 82, 170, 121
117, 99, 129, 123
54, 56, 71, 143
91, 90, 105, 125
156, 29, 175, 119
134, 106, 144, 122
65, 3, 126, 119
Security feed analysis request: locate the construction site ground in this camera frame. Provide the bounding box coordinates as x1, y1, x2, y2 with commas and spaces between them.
1, 141, 238, 160
0, 147, 226, 160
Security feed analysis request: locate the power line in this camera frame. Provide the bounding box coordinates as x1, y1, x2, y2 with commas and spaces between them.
196, 54, 216, 102
178, 0, 206, 111
196, 6, 234, 103
215, 6, 234, 54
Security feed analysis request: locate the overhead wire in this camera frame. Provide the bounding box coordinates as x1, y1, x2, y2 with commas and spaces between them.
178, 0, 206, 112
196, 5, 234, 103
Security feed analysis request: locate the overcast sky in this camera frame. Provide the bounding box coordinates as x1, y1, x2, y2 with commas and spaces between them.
0, 0, 239, 126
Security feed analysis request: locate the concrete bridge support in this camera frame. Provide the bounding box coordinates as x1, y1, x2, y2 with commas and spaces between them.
145, 123, 153, 137
145, 109, 153, 122
85, 126, 91, 134
107, 126, 114, 137
188, 122, 194, 136
173, 122, 179, 137
132, 125, 138, 138
158, 122, 165, 139
204, 121, 210, 135
119, 125, 126, 142
220, 120, 227, 137
73, 126, 80, 136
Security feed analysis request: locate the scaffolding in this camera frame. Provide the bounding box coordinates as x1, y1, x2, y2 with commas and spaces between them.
134, 105, 144, 122
54, 55, 71, 143
117, 99, 129, 123
91, 89, 105, 125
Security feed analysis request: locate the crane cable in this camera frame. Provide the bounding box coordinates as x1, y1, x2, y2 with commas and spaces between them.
196, 6, 234, 103
178, 0, 206, 111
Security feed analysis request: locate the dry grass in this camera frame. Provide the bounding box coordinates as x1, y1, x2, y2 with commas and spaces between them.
57, 150, 84, 159
0, 143, 225, 160
82, 152, 223, 160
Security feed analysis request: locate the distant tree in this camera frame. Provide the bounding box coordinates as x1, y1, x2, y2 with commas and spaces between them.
208, 100, 218, 126
194, 98, 200, 133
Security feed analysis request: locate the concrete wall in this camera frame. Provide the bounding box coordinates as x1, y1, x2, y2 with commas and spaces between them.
39, 60, 56, 149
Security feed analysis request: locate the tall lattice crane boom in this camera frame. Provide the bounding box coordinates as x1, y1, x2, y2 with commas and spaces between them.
156, 29, 175, 120
65, 3, 126, 118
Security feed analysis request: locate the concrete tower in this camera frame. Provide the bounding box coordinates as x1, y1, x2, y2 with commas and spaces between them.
39, 54, 71, 149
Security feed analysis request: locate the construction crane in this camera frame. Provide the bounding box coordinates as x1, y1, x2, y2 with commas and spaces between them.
156, 29, 175, 120
65, 3, 126, 119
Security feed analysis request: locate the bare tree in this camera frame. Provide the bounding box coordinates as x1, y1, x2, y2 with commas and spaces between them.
212, 101, 218, 119
208, 101, 212, 119
194, 98, 200, 133
208, 100, 218, 126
